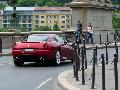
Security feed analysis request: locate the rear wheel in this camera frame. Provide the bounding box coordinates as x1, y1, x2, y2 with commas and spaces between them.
14, 61, 24, 67
54, 50, 61, 65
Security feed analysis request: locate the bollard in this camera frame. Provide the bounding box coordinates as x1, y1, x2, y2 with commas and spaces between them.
100, 34, 102, 45
101, 54, 105, 90
114, 33, 116, 41
81, 46, 85, 85
72, 42, 76, 77
107, 33, 109, 43
0, 38, 2, 53
114, 53, 118, 90
74, 43, 79, 81
91, 48, 96, 89
95, 45, 98, 65
83, 37, 87, 69
105, 42, 108, 65
114, 40, 118, 61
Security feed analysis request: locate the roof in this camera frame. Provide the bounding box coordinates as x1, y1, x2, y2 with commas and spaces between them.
34, 7, 72, 11
4, 7, 36, 11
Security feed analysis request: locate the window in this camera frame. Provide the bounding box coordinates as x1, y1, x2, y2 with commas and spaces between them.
28, 20, 31, 23
26, 35, 49, 42
47, 16, 51, 18
48, 21, 51, 23
3, 15, 7, 19
62, 16, 65, 18
35, 20, 39, 24
35, 15, 39, 19
62, 21, 65, 23
28, 15, 32, 19
22, 20, 26, 23
28, 24, 31, 27
23, 15, 27, 19
54, 16, 58, 18
41, 21, 44, 23
61, 26, 65, 28
41, 16, 44, 18
3, 20, 7, 23
54, 35, 64, 43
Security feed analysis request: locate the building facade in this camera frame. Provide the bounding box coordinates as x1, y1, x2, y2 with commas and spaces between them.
33, 7, 72, 31
3, 7, 35, 31
3, 7, 72, 31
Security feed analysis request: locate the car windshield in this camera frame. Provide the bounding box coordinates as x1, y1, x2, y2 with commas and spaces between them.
25, 35, 49, 42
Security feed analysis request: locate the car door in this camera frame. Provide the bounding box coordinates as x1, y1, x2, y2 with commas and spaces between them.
54, 35, 71, 60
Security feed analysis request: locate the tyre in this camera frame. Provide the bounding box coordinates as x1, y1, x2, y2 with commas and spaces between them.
54, 50, 61, 65
14, 61, 24, 67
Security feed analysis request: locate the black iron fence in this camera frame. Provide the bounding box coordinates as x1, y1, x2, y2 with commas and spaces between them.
72, 33, 119, 90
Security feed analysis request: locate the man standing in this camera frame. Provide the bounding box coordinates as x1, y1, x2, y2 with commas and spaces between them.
76, 20, 83, 44
87, 23, 93, 44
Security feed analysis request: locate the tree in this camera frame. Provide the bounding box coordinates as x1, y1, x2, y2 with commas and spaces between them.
112, 13, 120, 29
20, 25, 27, 32
53, 24, 60, 31
0, 3, 6, 10
34, 26, 51, 31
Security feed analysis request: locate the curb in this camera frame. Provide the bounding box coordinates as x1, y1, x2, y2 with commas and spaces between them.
58, 70, 81, 90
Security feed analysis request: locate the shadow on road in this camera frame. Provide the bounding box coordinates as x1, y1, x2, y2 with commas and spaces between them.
20, 61, 72, 67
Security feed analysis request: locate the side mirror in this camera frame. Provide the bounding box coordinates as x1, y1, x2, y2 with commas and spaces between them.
64, 40, 67, 44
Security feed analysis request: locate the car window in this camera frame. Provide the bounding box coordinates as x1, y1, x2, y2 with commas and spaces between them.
55, 35, 64, 43
24, 35, 49, 42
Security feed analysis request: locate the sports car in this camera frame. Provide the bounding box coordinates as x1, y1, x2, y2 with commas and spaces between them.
12, 34, 73, 66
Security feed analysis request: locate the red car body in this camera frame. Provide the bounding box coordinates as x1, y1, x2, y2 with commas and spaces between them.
12, 34, 73, 66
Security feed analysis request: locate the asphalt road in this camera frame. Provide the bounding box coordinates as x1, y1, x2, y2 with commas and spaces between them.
0, 56, 73, 90
0, 47, 119, 90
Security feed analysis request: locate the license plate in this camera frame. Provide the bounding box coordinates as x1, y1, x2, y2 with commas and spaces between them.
25, 49, 33, 52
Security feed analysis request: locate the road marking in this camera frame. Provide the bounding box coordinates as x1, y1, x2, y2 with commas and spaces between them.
0, 64, 3, 66
35, 78, 52, 90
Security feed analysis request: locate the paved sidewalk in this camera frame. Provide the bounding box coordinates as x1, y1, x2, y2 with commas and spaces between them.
58, 61, 120, 90
58, 42, 120, 90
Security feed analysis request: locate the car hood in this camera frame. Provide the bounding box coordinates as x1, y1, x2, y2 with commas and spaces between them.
15, 42, 47, 49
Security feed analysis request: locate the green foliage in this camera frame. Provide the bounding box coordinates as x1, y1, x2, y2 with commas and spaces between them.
7, 0, 72, 7
112, 13, 120, 29
34, 26, 51, 31
47, 1, 64, 7
0, 27, 8, 32
0, 3, 6, 10
53, 24, 60, 31
20, 25, 27, 32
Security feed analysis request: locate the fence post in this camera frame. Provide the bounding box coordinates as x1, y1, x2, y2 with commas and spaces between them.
83, 36, 87, 69
105, 42, 108, 65
0, 38, 2, 53
91, 48, 96, 89
95, 45, 98, 65
115, 40, 118, 61
81, 46, 85, 85
72, 42, 76, 77
114, 53, 118, 90
100, 33, 102, 45
101, 54, 105, 90
107, 33, 109, 43
75, 43, 79, 81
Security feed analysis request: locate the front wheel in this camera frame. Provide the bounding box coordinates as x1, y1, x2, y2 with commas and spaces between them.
54, 50, 61, 65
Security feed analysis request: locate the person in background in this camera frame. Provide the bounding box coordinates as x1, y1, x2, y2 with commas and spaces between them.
87, 22, 93, 44
76, 20, 83, 44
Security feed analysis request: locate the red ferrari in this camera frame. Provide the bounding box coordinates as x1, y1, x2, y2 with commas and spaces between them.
12, 34, 73, 66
